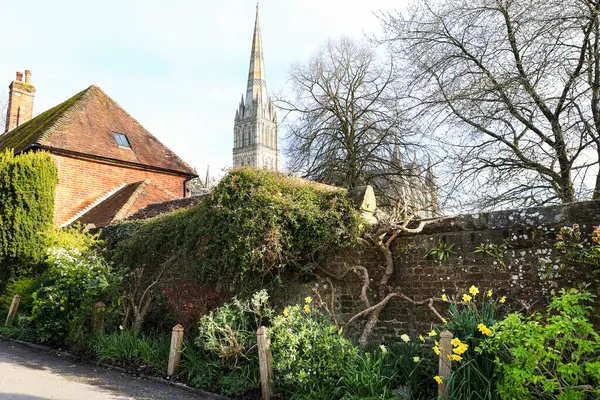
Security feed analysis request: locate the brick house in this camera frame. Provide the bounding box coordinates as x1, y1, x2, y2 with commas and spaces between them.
0, 71, 197, 227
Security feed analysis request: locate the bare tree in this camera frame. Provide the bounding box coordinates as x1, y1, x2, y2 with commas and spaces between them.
379, 0, 600, 209
277, 37, 426, 199
315, 201, 448, 345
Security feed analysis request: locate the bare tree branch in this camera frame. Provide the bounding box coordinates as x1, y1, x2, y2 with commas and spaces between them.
378, 0, 600, 209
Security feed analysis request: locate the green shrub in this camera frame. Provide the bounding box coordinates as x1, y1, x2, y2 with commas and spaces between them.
0, 276, 41, 315
108, 168, 360, 292
0, 150, 57, 281
31, 247, 114, 343
269, 301, 358, 399
0, 325, 38, 342
196, 290, 271, 365
482, 288, 600, 400
193, 290, 270, 396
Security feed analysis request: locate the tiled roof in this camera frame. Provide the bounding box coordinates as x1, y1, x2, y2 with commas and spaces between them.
0, 85, 195, 176
126, 194, 207, 221
74, 181, 173, 228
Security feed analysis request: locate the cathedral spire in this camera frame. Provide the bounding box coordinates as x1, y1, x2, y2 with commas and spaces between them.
246, 4, 268, 106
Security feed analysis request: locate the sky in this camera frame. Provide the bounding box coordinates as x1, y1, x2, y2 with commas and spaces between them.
0, 0, 407, 179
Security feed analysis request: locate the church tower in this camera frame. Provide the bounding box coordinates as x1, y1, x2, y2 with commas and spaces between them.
233, 5, 279, 170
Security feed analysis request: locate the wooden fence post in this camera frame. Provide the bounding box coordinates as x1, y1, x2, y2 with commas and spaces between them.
94, 302, 105, 334
4, 294, 21, 326
438, 330, 453, 399
167, 324, 184, 377
257, 326, 275, 400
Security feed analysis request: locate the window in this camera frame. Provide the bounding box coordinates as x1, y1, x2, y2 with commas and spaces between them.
113, 132, 131, 148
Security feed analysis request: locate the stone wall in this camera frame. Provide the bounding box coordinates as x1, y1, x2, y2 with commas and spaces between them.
322, 201, 600, 343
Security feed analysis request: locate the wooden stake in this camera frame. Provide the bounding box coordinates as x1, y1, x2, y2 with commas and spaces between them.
94, 302, 105, 334
4, 294, 20, 326
167, 324, 184, 377
257, 326, 275, 400
438, 330, 453, 399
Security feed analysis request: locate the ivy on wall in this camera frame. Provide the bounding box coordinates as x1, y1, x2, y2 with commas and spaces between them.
0, 150, 57, 280
104, 167, 361, 293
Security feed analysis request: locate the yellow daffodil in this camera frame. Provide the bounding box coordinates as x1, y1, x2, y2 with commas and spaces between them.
304, 304, 310, 313
442, 318, 448, 324
469, 285, 479, 295
428, 330, 437, 337
487, 289, 493, 297
451, 337, 462, 347
449, 354, 462, 361
441, 294, 448, 302
434, 375, 443, 384
338, 326, 343, 335
413, 356, 420, 363
433, 346, 440, 355
435, 340, 439, 346
477, 323, 491, 335
380, 344, 387, 354
453, 343, 468, 355
462, 294, 472, 302
500, 296, 506, 304
305, 296, 312, 304
283, 307, 289, 317
419, 335, 425, 342
401, 334, 410, 343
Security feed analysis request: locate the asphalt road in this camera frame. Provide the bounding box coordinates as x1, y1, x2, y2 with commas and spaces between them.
0, 339, 213, 400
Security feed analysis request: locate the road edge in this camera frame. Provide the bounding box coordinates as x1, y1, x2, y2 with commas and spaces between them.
0, 335, 231, 400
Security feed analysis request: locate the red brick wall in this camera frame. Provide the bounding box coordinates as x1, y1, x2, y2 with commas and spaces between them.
5, 79, 35, 133
315, 201, 600, 343
51, 153, 189, 226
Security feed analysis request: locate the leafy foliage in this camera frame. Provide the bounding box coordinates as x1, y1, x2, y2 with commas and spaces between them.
269, 301, 358, 399
482, 288, 600, 400
474, 243, 509, 267
30, 246, 114, 343
0, 276, 41, 315
108, 167, 360, 292
196, 290, 271, 366
0, 150, 57, 281
425, 242, 455, 263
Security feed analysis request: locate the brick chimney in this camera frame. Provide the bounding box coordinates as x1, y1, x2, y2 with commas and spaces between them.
4, 70, 36, 134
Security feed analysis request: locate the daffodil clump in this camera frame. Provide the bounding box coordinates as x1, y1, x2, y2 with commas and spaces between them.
420, 286, 508, 387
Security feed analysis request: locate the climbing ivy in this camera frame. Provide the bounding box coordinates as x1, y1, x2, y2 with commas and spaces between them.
106, 167, 361, 293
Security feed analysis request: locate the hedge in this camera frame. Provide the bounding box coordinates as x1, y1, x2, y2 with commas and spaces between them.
0, 149, 57, 281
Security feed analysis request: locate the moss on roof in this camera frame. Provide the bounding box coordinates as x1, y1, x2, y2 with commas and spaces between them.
0, 87, 89, 152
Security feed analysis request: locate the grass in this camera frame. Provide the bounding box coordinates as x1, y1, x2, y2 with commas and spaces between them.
94, 331, 170, 374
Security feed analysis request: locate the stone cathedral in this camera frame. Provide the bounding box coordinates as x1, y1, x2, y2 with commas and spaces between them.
233, 6, 279, 171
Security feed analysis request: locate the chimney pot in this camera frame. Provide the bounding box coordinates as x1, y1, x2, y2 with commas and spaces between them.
15, 72, 23, 82
24, 70, 31, 84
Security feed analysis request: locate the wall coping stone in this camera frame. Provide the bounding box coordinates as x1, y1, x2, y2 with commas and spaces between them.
415, 200, 600, 234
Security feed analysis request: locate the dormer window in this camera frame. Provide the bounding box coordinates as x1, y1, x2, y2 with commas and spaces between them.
113, 132, 131, 149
